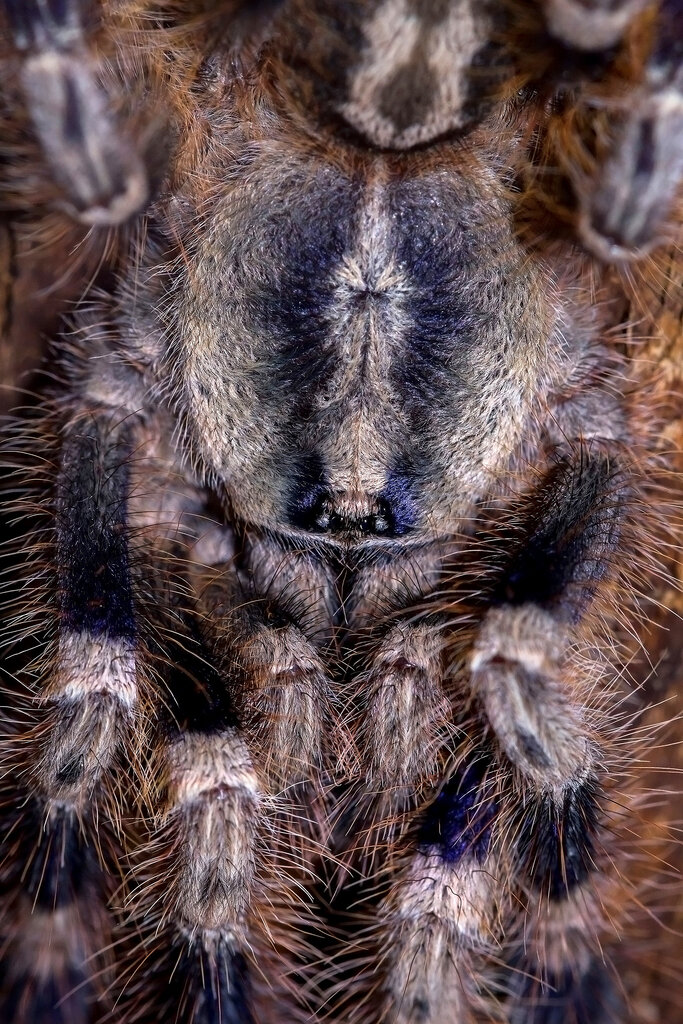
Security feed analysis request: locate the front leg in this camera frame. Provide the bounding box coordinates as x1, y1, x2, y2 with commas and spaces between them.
472, 447, 624, 797
472, 446, 631, 1022
124, 526, 343, 1022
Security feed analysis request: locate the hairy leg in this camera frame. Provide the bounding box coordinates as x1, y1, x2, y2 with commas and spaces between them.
1, 411, 141, 1023
471, 447, 631, 1021
1, 0, 148, 224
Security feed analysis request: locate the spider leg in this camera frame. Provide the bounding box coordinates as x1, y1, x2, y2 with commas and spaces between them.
341, 542, 461, 821
470, 447, 630, 1021
472, 449, 623, 794
541, 0, 650, 50
507, 961, 623, 1024
1, 413, 139, 1023
45, 423, 277, 1024
2, 319, 334, 1019
200, 536, 340, 790
355, 618, 452, 816
125, 525, 340, 1023
368, 748, 502, 1024
1, 0, 148, 224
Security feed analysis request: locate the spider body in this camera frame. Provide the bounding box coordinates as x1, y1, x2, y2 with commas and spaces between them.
0, 2, 681, 1023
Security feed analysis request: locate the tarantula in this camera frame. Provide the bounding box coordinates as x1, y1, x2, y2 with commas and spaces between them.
0, 1, 681, 1022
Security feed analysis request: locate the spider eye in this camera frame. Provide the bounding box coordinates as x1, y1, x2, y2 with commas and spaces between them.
313, 508, 331, 531
370, 513, 390, 534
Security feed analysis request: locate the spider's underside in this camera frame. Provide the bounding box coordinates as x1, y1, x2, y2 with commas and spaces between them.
0, 1, 681, 1023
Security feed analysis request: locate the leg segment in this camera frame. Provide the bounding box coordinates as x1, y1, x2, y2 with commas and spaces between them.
371, 749, 502, 1024
40, 416, 138, 801
473, 449, 623, 793
1, 0, 148, 224
508, 962, 623, 1024
354, 618, 453, 826
146, 721, 262, 1024
214, 592, 337, 790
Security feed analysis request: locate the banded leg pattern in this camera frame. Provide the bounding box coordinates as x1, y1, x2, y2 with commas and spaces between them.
375, 751, 501, 1024
1, 414, 139, 1023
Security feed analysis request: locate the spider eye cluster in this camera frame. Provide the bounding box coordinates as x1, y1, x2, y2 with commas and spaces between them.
298, 493, 397, 538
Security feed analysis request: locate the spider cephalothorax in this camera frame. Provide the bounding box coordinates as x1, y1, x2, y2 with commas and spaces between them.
0, 2, 681, 1023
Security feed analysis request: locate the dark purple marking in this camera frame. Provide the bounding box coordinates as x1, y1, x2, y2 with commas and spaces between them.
418, 752, 496, 863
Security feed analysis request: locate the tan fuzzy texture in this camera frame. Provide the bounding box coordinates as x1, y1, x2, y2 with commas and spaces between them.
374, 852, 501, 1024
357, 622, 452, 793
471, 604, 594, 793
0, 2, 681, 1023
